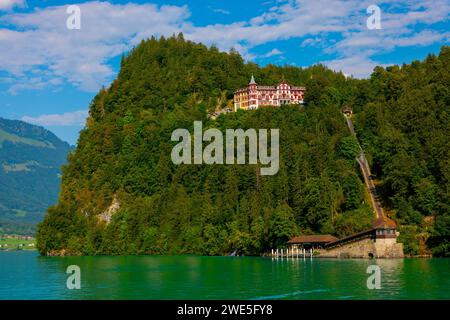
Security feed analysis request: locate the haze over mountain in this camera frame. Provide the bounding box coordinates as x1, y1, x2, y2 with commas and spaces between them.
0, 117, 72, 235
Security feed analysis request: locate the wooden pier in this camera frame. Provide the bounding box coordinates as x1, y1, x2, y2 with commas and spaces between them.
269, 248, 314, 259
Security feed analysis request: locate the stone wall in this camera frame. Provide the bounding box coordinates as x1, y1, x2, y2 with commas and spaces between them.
373, 238, 404, 258
317, 238, 404, 259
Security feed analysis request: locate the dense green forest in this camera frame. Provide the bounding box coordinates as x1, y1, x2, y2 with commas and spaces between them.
353, 52, 450, 257
36, 34, 449, 257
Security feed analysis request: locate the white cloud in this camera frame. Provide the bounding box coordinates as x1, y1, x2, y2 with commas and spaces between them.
0, 0, 448, 93
212, 8, 230, 15
323, 55, 390, 79
0, 0, 25, 11
21, 110, 88, 126
8, 77, 48, 95
300, 37, 325, 48
171, 0, 449, 76
262, 48, 283, 58
0, 1, 189, 92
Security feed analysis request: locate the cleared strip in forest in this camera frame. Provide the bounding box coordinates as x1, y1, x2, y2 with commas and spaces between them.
344, 115, 384, 220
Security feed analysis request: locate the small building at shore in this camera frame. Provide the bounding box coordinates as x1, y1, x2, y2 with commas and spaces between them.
285, 216, 404, 258
287, 235, 338, 250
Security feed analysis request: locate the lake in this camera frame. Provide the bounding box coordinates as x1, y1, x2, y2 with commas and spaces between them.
0, 251, 449, 299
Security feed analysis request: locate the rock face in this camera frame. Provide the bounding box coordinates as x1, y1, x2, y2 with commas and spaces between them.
97, 196, 120, 225
318, 238, 404, 259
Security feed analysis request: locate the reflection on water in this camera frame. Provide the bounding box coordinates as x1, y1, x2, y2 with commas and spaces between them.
374, 259, 404, 297
0, 251, 449, 300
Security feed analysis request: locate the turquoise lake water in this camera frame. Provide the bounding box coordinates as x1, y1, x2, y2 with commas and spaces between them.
0, 251, 449, 299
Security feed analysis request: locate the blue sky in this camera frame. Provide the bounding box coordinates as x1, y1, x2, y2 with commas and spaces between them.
0, 0, 449, 144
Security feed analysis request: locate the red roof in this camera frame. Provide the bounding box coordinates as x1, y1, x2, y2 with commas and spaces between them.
372, 216, 397, 229
288, 235, 339, 244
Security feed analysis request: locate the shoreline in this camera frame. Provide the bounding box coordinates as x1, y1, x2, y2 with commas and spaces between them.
1, 250, 438, 259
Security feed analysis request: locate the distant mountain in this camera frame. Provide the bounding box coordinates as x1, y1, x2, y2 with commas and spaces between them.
0, 117, 73, 235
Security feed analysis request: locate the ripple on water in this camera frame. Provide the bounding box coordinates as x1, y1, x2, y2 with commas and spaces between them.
251, 289, 331, 300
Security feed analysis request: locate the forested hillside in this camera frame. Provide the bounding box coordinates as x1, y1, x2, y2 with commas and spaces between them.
0, 118, 72, 235
353, 50, 450, 257
36, 34, 449, 257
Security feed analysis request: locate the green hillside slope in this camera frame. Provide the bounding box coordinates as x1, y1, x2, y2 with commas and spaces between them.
36, 35, 449, 257
0, 118, 72, 235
